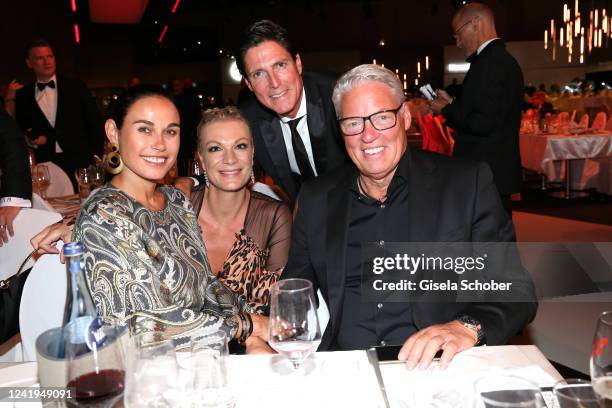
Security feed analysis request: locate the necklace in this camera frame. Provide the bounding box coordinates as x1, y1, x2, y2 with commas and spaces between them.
357, 175, 387, 202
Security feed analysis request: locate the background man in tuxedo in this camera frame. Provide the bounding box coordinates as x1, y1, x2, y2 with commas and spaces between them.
430, 2, 523, 214
283, 64, 536, 368
0, 108, 31, 245
15, 39, 104, 185
237, 20, 349, 204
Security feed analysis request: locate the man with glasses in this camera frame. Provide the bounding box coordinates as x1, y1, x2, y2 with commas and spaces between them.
430, 2, 524, 215
283, 64, 536, 368
236, 20, 349, 204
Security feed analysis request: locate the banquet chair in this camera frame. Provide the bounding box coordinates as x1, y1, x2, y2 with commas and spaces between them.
0, 209, 62, 286
578, 113, 589, 128
40, 161, 75, 198
591, 112, 607, 130
19, 242, 66, 361
557, 111, 569, 124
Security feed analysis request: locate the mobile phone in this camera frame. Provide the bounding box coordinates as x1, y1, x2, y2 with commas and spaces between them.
374, 344, 443, 362
419, 84, 438, 101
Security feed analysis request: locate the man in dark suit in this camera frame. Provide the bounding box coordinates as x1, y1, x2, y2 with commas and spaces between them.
0, 108, 32, 245
15, 39, 104, 185
431, 2, 523, 214
237, 20, 349, 204
283, 64, 536, 368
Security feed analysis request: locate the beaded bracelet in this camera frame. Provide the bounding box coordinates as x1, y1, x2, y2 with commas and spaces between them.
237, 312, 253, 345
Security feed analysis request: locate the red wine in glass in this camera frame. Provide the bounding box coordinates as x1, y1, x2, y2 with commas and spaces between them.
66, 368, 125, 406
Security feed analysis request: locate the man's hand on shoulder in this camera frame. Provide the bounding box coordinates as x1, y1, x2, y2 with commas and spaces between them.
398, 320, 478, 370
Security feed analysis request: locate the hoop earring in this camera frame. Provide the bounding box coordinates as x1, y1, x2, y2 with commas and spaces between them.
105, 143, 123, 175
202, 170, 210, 188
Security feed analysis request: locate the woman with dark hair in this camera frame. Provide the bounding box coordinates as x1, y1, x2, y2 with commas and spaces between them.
66, 85, 267, 349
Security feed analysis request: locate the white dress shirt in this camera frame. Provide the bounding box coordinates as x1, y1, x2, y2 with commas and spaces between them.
477, 38, 501, 55
35, 74, 62, 153
279, 89, 318, 177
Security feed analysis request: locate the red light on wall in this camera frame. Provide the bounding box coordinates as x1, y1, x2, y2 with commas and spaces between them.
158, 25, 168, 43
171, 0, 180, 13
73, 24, 80, 43
71, 0, 77, 12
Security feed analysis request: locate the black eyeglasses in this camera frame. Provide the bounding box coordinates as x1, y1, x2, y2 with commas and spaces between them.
453, 17, 475, 38
338, 105, 403, 136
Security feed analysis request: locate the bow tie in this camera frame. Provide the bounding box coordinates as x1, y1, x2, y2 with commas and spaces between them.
37, 80, 55, 91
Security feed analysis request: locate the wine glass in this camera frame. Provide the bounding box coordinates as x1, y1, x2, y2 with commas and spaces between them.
473, 374, 544, 407
590, 311, 612, 406
64, 317, 126, 407
268, 279, 321, 371
89, 165, 106, 191
124, 331, 181, 408
188, 159, 202, 176
75, 168, 92, 203
553, 378, 598, 408
33, 164, 51, 199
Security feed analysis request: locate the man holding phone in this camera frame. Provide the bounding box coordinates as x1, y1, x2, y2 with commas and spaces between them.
430, 2, 523, 214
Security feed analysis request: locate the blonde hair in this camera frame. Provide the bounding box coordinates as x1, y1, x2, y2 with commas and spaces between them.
196, 106, 252, 153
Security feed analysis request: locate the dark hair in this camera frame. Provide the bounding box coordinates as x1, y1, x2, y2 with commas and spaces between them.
236, 20, 295, 76
26, 39, 52, 57
108, 84, 173, 129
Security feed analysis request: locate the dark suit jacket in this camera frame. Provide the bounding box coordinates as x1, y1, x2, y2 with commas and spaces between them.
15, 76, 104, 176
0, 109, 31, 199
442, 39, 524, 195
283, 148, 537, 351
239, 72, 349, 204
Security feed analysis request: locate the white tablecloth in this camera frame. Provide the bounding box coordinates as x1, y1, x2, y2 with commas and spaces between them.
0, 346, 561, 408
520, 130, 612, 194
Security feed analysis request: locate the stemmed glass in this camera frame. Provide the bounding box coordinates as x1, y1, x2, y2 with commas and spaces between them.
64, 318, 126, 407
75, 168, 92, 203
590, 311, 612, 406
32, 164, 51, 199
268, 279, 321, 371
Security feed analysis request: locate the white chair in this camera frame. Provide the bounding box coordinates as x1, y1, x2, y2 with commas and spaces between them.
0, 209, 62, 283
19, 242, 66, 361
39, 161, 74, 198
592, 112, 607, 130
250, 182, 281, 200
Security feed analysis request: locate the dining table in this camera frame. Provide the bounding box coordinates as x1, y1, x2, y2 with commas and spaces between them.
520, 129, 612, 198
0, 345, 562, 407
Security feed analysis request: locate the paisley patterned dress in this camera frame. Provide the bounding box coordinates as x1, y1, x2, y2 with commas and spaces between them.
72, 184, 248, 347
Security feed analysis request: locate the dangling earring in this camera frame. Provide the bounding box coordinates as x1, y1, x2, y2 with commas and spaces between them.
105, 143, 123, 175
250, 169, 255, 186
202, 170, 210, 188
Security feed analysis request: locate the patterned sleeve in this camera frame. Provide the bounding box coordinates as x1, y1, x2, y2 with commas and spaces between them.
72, 193, 240, 348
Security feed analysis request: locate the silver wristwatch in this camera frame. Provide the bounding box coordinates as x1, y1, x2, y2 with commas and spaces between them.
457, 315, 485, 346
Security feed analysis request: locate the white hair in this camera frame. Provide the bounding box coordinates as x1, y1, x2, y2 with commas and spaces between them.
332, 64, 406, 117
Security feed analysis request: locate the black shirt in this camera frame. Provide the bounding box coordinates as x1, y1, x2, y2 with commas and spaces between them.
336, 154, 417, 350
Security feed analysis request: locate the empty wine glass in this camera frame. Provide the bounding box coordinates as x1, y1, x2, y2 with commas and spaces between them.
33, 164, 51, 199
473, 375, 544, 407
124, 331, 181, 408
268, 279, 321, 371
590, 311, 612, 407
64, 317, 126, 407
